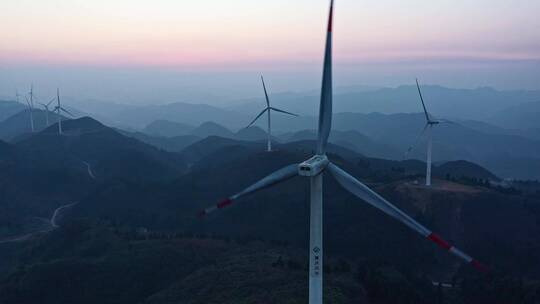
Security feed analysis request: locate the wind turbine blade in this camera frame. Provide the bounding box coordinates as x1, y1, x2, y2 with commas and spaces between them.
327, 163, 488, 272
316, 0, 334, 155
261, 75, 270, 108
47, 98, 55, 107
246, 108, 268, 128
439, 118, 457, 125
270, 107, 299, 117
60, 107, 74, 117
24, 96, 32, 108
416, 79, 431, 123
403, 123, 429, 159
198, 164, 298, 217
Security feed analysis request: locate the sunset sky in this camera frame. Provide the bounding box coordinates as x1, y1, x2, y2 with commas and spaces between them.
0, 0, 539, 102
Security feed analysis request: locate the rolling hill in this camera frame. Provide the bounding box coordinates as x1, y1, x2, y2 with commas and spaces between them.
16, 117, 187, 182
0, 109, 66, 141
0, 100, 25, 122
142, 119, 194, 137
488, 101, 540, 130
0, 116, 192, 239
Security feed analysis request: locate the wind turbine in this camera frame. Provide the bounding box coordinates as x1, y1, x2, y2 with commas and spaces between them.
24, 84, 35, 132
246, 76, 298, 152
38, 97, 56, 126
406, 79, 443, 187
199, 2, 486, 303
54, 88, 73, 135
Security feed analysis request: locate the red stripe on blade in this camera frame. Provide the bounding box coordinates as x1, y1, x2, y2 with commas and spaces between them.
471, 260, 489, 273
217, 198, 233, 209
427, 233, 452, 250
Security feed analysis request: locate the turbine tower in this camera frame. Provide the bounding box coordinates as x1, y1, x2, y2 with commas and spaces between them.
414, 79, 441, 187
15, 90, 21, 104
246, 76, 298, 152
54, 88, 73, 135
38, 97, 56, 126
200, 2, 487, 303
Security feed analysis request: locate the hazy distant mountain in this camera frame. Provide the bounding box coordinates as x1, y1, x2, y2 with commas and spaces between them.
142, 120, 194, 137
280, 129, 401, 160
190, 121, 235, 139
0, 100, 25, 122
488, 101, 540, 130
234, 126, 269, 142
120, 130, 201, 153
92, 102, 249, 129
325, 112, 540, 180
130, 125, 271, 153
227, 86, 540, 121
64, 85, 540, 133
129, 111, 540, 179
181, 136, 261, 164
331, 85, 540, 120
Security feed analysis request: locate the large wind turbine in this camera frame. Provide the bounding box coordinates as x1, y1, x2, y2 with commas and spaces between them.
246, 76, 298, 152
54, 88, 73, 135
200, 2, 486, 303
38, 97, 56, 126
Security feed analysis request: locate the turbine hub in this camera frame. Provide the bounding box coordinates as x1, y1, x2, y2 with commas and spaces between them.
298, 155, 329, 177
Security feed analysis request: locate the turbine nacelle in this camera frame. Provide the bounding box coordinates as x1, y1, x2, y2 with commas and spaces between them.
298, 155, 329, 177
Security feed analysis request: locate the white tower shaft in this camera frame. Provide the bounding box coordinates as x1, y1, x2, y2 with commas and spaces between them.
267, 108, 272, 152
426, 124, 433, 186
309, 173, 323, 304
58, 114, 62, 134
57, 89, 62, 135
29, 87, 35, 132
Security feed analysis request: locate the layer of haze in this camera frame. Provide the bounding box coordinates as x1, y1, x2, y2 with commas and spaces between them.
1, 0, 539, 104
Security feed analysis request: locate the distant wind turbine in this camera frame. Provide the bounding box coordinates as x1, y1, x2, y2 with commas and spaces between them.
200, 2, 487, 303
405, 79, 454, 186
15, 90, 22, 104
38, 97, 56, 126
246, 76, 298, 152
25, 84, 35, 132
54, 88, 74, 135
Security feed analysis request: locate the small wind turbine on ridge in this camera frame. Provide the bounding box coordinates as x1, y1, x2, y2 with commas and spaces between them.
24, 84, 35, 132
54, 88, 74, 135
245, 76, 298, 152
38, 97, 56, 127
405, 79, 454, 187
